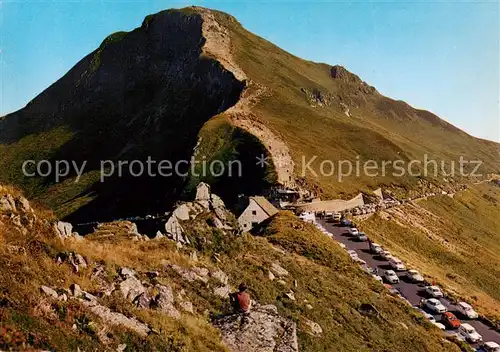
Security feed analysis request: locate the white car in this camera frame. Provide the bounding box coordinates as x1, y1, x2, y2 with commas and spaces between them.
423, 312, 436, 323
432, 322, 446, 330
347, 250, 358, 260
425, 285, 443, 298
456, 301, 479, 319
389, 257, 406, 271
380, 250, 392, 260
423, 298, 447, 313
481, 341, 500, 352
347, 250, 366, 264
406, 269, 424, 283
348, 228, 359, 236
384, 270, 399, 284
458, 323, 482, 343
372, 274, 383, 283
370, 243, 383, 254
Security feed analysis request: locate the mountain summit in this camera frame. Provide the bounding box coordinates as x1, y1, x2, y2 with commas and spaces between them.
0, 6, 498, 221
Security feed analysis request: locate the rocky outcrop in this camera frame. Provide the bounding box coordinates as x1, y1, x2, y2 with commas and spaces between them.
213, 305, 299, 352
159, 182, 235, 244
302, 318, 323, 336
53, 221, 75, 239
0, 194, 17, 213
119, 276, 147, 302
56, 251, 88, 273
152, 284, 181, 319
270, 262, 289, 278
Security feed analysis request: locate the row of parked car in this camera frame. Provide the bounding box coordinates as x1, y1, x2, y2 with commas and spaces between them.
310, 215, 496, 348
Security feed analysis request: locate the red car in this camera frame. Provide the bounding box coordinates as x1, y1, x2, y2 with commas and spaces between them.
441, 312, 461, 329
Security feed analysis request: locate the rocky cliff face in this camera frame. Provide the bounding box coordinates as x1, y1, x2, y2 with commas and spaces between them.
0, 9, 246, 221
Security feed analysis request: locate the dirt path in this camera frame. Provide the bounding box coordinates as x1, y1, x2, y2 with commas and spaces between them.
198, 9, 296, 188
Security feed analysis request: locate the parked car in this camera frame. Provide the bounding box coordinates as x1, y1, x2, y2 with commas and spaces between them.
348, 228, 359, 236
423, 298, 447, 313
406, 269, 424, 283
441, 312, 461, 329
333, 213, 342, 222
423, 312, 436, 323
340, 219, 352, 226
458, 323, 482, 343
355, 232, 368, 241
456, 301, 479, 319
380, 250, 392, 260
372, 274, 383, 283
324, 212, 334, 221
432, 322, 446, 330
369, 242, 383, 254
479, 341, 500, 352
389, 257, 406, 271
425, 285, 443, 298
347, 250, 366, 264
384, 270, 399, 284
347, 250, 358, 260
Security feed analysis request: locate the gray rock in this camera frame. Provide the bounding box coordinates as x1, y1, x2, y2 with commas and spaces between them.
303, 318, 322, 336
195, 182, 211, 209
119, 277, 146, 302
177, 292, 194, 313
212, 269, 229, 285
164, 215, 189, 244
172, 203, 191, 221
170, 265, 209, 284
268, 271, 276, 281
213, 305, 299, 352
153, 284, 180, 319
119, 267, 136, 279
80, 299, 150, 337
135, 292, 152, 309
270, 262, 289, 277
15, 196, 32, 213
213, 285, 231, 298
190, 251, 198, 262
0, 194, 16, 213
284, 291, 295, 301
54, 221, 73, 239
40, 285, 59, 299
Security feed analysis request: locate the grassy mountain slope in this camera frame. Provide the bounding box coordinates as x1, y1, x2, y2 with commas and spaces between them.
210, 9, 499, 197
0, 6, 498, 221
0, 186, 460, 351
358, 182, 500, 322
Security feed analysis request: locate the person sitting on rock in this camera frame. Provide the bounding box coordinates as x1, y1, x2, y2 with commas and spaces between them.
230, 283, 252, 313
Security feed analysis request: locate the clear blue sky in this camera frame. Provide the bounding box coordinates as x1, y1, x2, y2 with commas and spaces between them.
1, 0, 498, 142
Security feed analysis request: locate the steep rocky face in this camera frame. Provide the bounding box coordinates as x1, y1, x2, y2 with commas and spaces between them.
0, 9, 245, 221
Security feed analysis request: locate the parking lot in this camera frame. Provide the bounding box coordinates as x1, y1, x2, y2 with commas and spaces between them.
315, 218, 500, 348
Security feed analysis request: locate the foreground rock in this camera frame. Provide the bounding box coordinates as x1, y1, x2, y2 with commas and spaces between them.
213, 305, 299, 352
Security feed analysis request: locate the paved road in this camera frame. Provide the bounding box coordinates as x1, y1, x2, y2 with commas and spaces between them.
317, 219, 500, 346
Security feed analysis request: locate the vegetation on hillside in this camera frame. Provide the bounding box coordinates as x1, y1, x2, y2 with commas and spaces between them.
0, 187, 461, 351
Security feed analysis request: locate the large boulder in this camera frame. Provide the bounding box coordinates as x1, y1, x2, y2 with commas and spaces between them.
195, 182, 211, 209
213, 305, 299, 352
119, 277, 147, 302
164, 215, 190, 244
153, 284, 180, 319
54, 221, 74, 239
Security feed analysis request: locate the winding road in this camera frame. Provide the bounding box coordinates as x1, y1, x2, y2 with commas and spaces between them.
317, 219, 500, 347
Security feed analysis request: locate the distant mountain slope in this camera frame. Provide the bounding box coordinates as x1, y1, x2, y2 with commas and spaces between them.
0, 6, 498, 220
